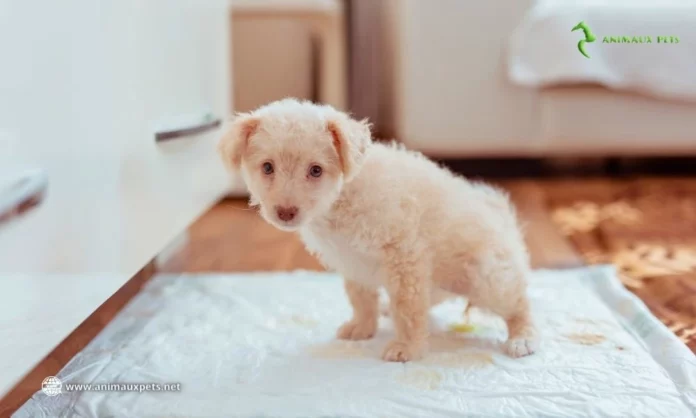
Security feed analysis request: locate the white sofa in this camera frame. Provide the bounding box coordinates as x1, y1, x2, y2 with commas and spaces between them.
383, 0, 696, 157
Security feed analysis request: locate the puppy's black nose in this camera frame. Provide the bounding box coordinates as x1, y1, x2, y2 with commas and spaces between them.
276, 206, 298, 222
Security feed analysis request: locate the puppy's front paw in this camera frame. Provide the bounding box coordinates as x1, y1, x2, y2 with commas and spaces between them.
336, 319, 377, 340
381, 340, 425, 362
505, 337, 539, 358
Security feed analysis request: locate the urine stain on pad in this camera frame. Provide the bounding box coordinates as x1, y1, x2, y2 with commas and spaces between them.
309, 341, 368, 358
447, 323, 477, 333
422, 351, 494, 368
396, 369, 443, 390
565, 332, 606, 345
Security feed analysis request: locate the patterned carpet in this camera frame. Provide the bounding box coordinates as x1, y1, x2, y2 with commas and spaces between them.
549, 179, 696, 353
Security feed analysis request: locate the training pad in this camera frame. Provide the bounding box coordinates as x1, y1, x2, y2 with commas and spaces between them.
16, 266, 696, 417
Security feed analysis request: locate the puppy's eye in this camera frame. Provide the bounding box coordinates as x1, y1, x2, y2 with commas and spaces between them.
262, 162, 274, 175
309, 165, 323, 178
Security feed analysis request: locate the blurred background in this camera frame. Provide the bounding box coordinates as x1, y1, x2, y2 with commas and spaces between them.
233, 0, 696, 168
223, 0, 696, 353
2, 0, 696, 413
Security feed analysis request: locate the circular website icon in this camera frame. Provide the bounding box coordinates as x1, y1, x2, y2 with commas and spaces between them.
41, 376, 62, 397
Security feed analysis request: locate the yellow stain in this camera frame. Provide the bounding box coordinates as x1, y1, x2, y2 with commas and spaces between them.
448, 323, 477, 333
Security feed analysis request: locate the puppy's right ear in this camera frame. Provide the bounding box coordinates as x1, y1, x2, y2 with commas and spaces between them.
217, 113, 260, 170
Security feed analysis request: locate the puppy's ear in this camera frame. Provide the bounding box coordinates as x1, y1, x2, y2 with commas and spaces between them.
327, 116, 372, 182
218, 113, 260, 170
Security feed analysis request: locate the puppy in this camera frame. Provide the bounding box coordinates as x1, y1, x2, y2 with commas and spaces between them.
218, 99, 538, 362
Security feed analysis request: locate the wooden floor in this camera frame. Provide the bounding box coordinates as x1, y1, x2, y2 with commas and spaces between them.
0, 179, 588, 415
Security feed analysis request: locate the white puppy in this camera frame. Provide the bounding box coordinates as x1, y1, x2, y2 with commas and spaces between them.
218, 99, 538, 362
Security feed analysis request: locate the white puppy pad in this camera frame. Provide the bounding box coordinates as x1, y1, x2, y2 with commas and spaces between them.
16, 266, 696, 417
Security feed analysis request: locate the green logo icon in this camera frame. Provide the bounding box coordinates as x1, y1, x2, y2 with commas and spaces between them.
572, 21, 596, 58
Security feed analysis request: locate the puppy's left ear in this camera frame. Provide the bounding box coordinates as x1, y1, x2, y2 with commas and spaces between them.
218, 113, 260, 171
327, 116, 372, 182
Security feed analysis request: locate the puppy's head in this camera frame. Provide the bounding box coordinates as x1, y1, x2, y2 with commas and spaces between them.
218, 99, 372, 231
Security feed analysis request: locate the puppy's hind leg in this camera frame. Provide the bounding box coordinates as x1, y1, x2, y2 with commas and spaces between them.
502, 297, 539, 358
337, 279, 379, 340
467, 269, 539, 357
